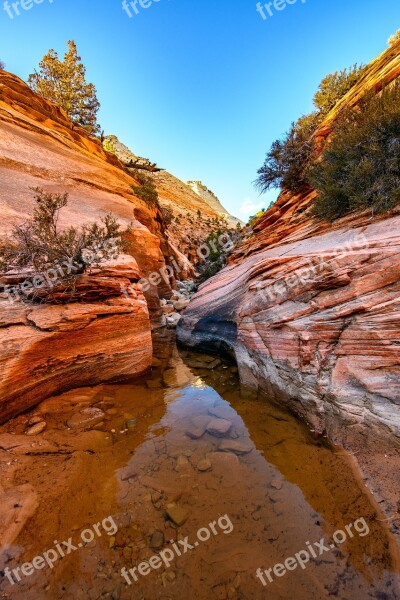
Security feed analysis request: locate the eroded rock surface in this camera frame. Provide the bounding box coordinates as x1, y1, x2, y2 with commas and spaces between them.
0, 284, 152, 424
0, 71, 218, 422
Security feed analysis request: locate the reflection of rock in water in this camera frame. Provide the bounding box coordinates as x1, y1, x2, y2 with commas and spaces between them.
0, 342, 399, 600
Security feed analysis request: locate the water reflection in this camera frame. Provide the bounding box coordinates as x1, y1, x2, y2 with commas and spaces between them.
0, 336, 399, 600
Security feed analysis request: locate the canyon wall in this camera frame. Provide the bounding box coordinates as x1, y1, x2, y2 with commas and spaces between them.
0, 71, 222, 422
178, 40, 400, 449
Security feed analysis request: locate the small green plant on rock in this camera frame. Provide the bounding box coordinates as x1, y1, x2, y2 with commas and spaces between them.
309, 82, 400, 220
0, 188, 128, 278
130, 170, 159, 208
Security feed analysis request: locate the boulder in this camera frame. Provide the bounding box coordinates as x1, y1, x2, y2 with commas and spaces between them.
166, 312, 182, 329
0, 293, 152, 424
206, 418, 232, 437
218, 440, 254, 456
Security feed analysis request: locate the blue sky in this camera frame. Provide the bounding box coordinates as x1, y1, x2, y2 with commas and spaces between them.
1, 0, 399, 218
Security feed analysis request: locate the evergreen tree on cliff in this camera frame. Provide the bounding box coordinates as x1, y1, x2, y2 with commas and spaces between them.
28, 40, 100, 136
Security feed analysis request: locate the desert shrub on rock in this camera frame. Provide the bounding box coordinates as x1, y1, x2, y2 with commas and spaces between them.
313, 64, 366, 115
256, 65, 365, 194
196, 230, 239, 283
309, 82, 400, 220
0, 188, 128, 277
131, 170, 159, 208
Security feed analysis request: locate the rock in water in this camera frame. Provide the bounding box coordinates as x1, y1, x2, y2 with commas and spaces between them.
206, 418, 232, 437
197, 458, 212, 472
25, 421, 47, 436
67, 407, 105, 429
218, 440, 253, 455
186, 414, 211, 439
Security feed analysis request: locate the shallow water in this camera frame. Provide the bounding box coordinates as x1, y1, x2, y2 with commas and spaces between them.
0, 331, 399, 600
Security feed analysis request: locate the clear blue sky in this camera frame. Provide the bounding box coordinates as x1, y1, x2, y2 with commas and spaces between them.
1, 0, 399, 218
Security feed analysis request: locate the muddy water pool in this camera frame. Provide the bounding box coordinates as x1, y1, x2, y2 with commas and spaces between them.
0, 332, 399, 600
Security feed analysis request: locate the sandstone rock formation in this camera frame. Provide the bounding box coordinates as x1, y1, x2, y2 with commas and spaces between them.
178, 40, 400, 448
103, 135, 163, 172
0, 267, 152, 424
186, 180, 243, 228
100, 133, 237, 263
0, 71, 226, 422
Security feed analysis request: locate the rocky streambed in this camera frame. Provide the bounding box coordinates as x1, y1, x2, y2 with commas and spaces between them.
0, 330, 399, 600
160, 280, 197, 330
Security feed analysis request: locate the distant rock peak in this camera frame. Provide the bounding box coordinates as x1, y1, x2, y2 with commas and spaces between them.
103, 134, 163, 172
186, 180, 243, 227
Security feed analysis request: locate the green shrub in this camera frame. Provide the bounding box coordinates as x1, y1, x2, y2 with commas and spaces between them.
0, 188, 128, 276
197, 231, 225, 283
256, 65, 365, 194
131, 170, 159, 207
247, 209, 266, 228
313, 64, 366, 115
309, 82, 400, 220
255, 112, 320, 193
198, 260, 223, 282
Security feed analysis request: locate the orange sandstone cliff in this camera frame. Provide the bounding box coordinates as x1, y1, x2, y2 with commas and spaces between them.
0, 71, 223, 423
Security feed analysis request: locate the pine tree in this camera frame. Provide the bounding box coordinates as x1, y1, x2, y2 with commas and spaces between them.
28, 41, 100, 136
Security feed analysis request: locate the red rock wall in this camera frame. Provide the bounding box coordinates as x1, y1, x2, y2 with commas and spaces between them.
0, 288, 152, 425
0, 72, 199, 421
